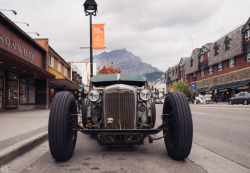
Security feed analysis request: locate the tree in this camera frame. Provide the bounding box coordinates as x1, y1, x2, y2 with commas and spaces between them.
98, 62, 121, 74
172, 81, 190, 97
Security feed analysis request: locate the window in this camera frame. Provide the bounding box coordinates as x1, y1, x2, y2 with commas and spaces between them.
214, 43, 220, 56
58, 61, 61, 72
64, 66, 67, 76
200, 55, 204, 63
208, 66, 213, 74
180, 67, 182, 72
224, 36, 231, 51
225, 40, 230, 50
50, 55, 54, 67
190, 59, 193, 67
208, 51, 210, 57
245, 30, 250, 40
229, 58, 235, 67
19, 79, 35, 104
218, 62, 223, 71
247, 53, 250, 62
193, 72, 196, 78
201, 69, 205, 77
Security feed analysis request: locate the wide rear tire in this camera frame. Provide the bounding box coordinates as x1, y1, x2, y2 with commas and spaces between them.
151, 101, 156, 128
48, 91, 78, 161
162, 91, 193, 160
82, 98, 87, 128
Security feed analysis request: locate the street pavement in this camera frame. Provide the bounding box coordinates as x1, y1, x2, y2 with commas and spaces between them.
0, 103, 250, 173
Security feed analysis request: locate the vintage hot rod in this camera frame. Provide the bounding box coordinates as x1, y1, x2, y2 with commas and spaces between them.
48, 74, 193, 161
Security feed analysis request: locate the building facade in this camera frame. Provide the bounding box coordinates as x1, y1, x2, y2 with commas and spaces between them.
165, 17, 250, 102
35, 39, 80, 107
0, 12, 55, 111
70, 62, 97, 87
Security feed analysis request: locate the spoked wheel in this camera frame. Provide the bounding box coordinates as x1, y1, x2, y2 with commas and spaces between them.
162, 91, 193, 160
48, 91, 78, 161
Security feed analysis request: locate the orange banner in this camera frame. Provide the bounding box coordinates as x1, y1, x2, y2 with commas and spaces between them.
92, 24, 105, 49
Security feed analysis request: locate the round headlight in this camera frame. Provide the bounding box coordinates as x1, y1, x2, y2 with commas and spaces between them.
88, 90, 100, 102
140, 89, 151, 101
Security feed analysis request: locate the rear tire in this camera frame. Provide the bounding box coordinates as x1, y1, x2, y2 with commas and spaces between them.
82, 98, 87, 128
162, 91, 193, 160
151, 101, 156, 128
48, 91, 78, 161
229, 100, 233, 105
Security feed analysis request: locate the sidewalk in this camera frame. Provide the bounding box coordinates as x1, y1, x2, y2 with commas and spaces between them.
0, 109, 49, 165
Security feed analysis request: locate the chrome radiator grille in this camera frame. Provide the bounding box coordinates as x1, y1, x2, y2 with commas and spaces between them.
104, 88, 136, 129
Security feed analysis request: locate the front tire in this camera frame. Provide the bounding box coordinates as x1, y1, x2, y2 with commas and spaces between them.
243, 100, 248, 105
48, 91, 78, 161
162, 91, 193, 160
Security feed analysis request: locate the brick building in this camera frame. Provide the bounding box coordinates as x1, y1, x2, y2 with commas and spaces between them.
165, 17, 250, 102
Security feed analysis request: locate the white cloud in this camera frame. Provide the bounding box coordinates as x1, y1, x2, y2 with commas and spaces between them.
1, 0, 249, 71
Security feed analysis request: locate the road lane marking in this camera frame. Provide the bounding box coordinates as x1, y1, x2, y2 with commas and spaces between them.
189, 143, 250, 173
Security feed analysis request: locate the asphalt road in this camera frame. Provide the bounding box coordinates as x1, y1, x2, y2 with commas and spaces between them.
190, 105, 250, 168
7, 104, 250, 173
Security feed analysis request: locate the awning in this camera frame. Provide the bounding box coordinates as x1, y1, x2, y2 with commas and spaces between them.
206, 79, 250, 91
199, 87, 211, 92
0, 47, 55, 79
49, 78, 81, 90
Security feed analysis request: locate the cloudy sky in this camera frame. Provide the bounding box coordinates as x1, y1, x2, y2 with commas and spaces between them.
1, 0, 250, 72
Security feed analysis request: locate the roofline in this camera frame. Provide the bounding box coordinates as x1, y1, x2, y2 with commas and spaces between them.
0, 12, 47, 53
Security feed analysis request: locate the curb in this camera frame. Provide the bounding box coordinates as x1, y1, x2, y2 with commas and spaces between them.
190, 104, 250, 109
0, 131, 48, 165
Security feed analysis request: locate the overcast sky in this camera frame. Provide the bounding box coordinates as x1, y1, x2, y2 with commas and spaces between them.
1, 0, 250, 72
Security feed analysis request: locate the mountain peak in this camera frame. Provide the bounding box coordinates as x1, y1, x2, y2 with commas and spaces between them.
83, 49, 163, 82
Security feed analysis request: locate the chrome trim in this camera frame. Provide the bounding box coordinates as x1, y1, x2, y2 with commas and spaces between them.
103, 84, 137, 129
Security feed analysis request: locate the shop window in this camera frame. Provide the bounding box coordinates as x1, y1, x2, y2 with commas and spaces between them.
229, 58, 235, 67
245, 30, 250, 41
20, 79, 35, 104
64, 66, 67, 76
208, 66, 213, 74
50, 55, 54, 67
58, 61, 61, 72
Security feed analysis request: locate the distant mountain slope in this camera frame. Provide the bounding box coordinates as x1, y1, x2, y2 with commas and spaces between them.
83, 49, 164, 83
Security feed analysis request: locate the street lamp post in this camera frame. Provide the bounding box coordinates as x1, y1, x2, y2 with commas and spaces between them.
83, 0, 98, 78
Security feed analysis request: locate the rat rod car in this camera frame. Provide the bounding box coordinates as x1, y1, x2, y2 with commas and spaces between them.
48, 74, 193, 161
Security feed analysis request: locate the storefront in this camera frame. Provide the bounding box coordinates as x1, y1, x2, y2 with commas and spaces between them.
0, 12, 54, 111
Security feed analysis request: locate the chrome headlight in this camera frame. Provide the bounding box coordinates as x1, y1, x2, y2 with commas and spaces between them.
88, 90, 100, 102
140, 89, 151, 101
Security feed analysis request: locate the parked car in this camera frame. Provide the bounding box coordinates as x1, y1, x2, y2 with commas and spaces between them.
48, 74, 193, 161
155, 98, 164, 104
160, 98, 165, 104
228, 92, 250, 105
155, 98, 161, 104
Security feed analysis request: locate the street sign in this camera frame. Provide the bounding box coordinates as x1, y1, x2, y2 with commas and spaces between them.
192, 83, 196, 90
